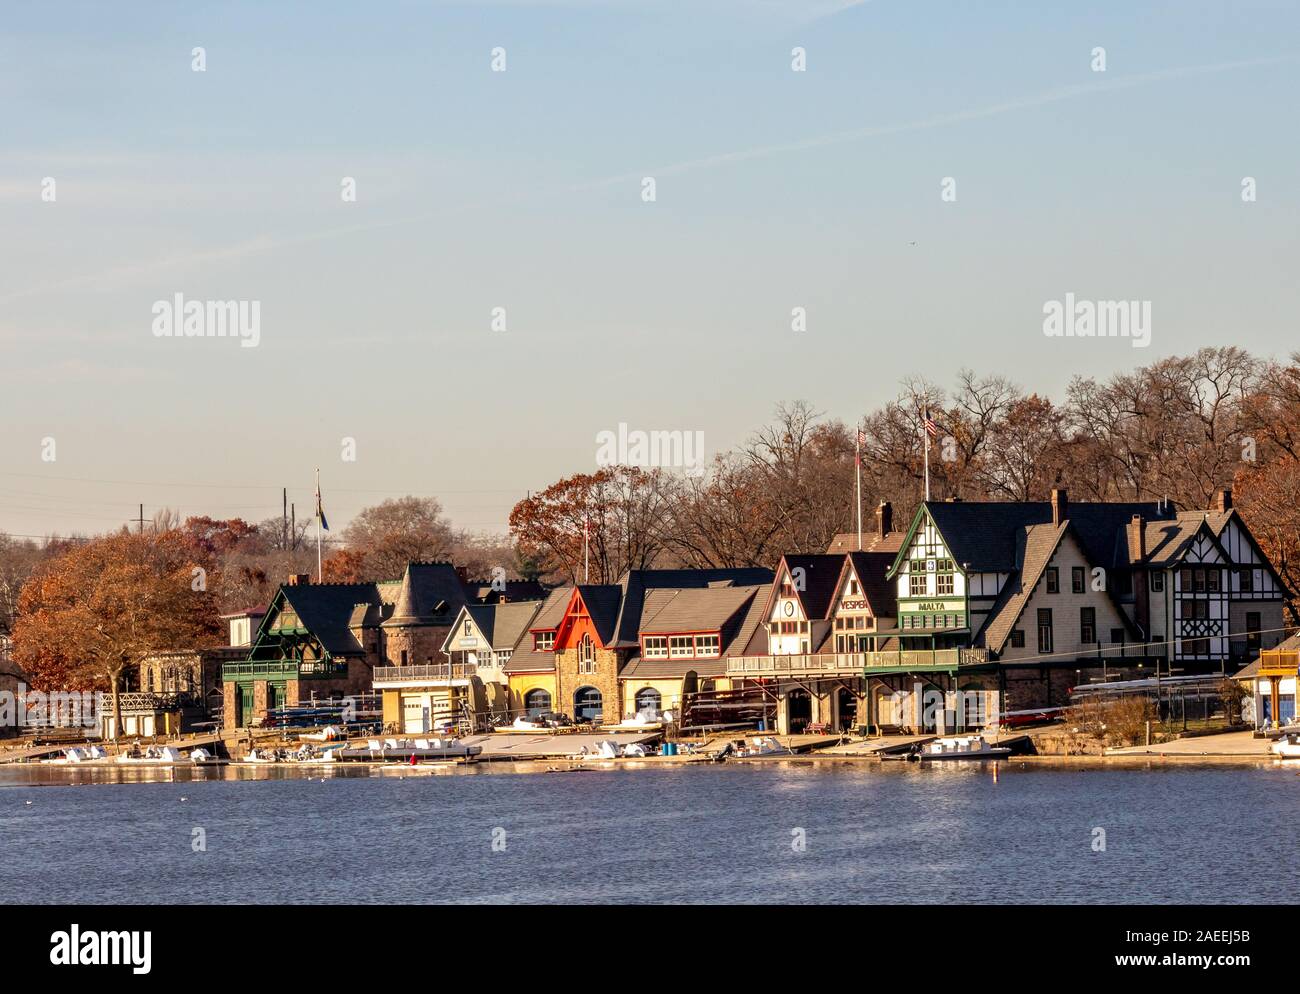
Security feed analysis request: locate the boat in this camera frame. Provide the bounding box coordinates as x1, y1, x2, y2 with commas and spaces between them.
115, 745, 187, 765
726, 736, 794, 759
331, 736, 483, 762
911, 735, 1011, 761
1270, 732, 1300, 758
298, 725, 344, 743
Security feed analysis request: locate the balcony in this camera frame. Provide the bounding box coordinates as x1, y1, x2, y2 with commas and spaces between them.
726, 648, 987, 678
222, 659, 347, 681
372, 662, 478, 686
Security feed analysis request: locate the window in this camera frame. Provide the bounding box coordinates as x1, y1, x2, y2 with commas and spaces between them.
1010, 629, 1025, 649
1046, 568, 1059, 594
694, 634, 720, 658
573, 686, 602, 722
1037, 609, 1053, 653
909, 573, 928, 596
936, 573, 954, 596
463, 619, 472, 637
1207, 570, 1221, 593
523, 689, 551, 717
578, 634, 596, 674
635, 688, 662, 714
1239, 568, 1254, 593
1151, 572, 1164, 593
1110, 628, 1125, 644
643, 636, 669, 659
1080, 607, 1096, 645
535, 631, 556, 652
496, 650, 512, 666
670, 636, 694, 658
400, 649, 408, 666
1247, 612, 1262, 650
1072, 567, 1085, 594
848, 578, 860, 596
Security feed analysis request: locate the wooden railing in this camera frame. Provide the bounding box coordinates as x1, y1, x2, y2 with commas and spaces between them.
372, 662, 478, 684
726, 648, 987, 677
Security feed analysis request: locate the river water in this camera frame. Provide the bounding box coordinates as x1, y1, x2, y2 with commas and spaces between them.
0, 761, 1293, 904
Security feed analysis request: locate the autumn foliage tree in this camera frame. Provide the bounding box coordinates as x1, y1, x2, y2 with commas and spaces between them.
11, 530, 222, 738
509, 466, 674, 584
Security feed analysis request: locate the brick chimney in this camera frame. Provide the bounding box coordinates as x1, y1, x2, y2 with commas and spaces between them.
1213, 487, 1233, 512
875, 501, 893, 539
287, 573, 310, 586
1051, 488, 1068, 527
1129, 514, 1149, 638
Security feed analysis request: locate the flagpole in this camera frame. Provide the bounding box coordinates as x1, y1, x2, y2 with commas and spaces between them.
315, 468, 323, 583
923, 409, 932, 502
583, 511, 589, 584
855, 423, 862, 551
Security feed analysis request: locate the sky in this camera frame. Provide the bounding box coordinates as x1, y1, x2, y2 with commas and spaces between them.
2, 0, 1298, 541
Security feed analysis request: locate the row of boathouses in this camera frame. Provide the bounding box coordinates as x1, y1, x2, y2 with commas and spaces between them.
112, 487, 1294, 738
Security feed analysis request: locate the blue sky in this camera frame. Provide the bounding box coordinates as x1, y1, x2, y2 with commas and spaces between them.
2, 0, 1297, 539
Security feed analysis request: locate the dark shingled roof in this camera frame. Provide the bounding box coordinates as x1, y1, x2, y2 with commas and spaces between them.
460, 601, 546, 652
977, 523, 1068, 653
276, 583, 384, 657
920, 500, 1172, 572
638, 586, 759, 635
576, 584, 623, 646
774, 554, 845, 621
844, 551, 899, 618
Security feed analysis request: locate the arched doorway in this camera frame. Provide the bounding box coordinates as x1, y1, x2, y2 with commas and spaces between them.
573, 686, 603, 723
787, 689, 812, 734
635, 687, 662, 714
524, 688, 551, 717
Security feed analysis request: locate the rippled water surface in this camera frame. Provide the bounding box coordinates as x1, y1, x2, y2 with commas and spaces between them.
1, 762, 1294, 904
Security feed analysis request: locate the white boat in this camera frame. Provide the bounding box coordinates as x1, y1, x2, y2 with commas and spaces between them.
332, 737, 482, 761
116, 745, 187, 764
511, 716, 548, 731
1270, 733, 1300, 758
729, 736, 794, 759
299, 725, 343, 743
913, 735, 1011, 761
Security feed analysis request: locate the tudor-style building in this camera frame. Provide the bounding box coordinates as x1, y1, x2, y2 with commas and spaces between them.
880, 487, 1288, 711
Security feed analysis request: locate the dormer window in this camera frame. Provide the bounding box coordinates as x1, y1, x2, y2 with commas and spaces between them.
643, 636, 669, 659
534, 631, 556, 651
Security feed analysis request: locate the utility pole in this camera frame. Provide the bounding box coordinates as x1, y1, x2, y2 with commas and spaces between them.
282, 488, 288, 550
138, 503, 145, 534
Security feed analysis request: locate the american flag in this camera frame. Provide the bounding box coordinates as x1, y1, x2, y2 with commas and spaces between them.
921, 408, 941, 439
856, 428, 867, 448
855, 428, 866, 467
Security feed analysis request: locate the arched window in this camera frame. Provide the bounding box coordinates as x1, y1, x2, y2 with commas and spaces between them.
578, 634, 596, 674
635, 688, 661, 714
524, 688, 551, 717
574, 686, 603, 723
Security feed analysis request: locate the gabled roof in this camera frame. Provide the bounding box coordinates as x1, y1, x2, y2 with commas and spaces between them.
765, 554, 844, 622
270, 583, 383, 658
610, 567, 774, 647
1138, 515, 1228, 567
975, 522, 1142, 653
463, 579, 548, 604
573, 584, 623, 646
502, 587, 572, 673
444, 600, 546, 654
842, 551, 899, 618
826, 531, 906, 555
977, 522, 1068, 653
637, 586, 759, 635
897, 500, 1172, 574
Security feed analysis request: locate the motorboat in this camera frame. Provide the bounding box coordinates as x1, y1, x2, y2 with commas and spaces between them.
727, 736, 794, 759
911, 735, 1010, 761
1270, 732, 1300, 758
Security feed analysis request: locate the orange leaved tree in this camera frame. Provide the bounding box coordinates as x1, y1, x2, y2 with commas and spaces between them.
11, 530, 221, 738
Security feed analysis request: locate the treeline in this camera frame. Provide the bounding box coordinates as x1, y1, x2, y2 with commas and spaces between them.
509, 348, 1300, 620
